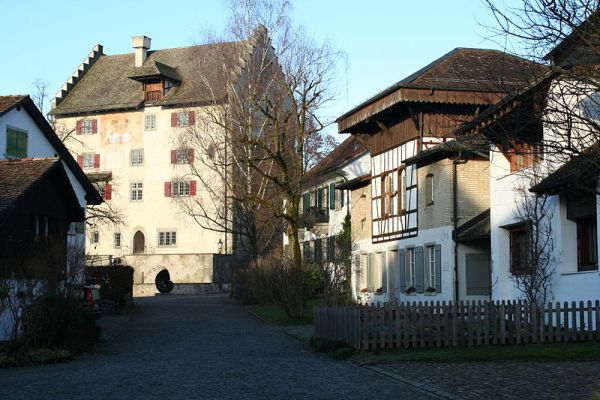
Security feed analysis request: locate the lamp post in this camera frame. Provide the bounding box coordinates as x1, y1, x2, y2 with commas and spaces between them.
217, 238, 223, 292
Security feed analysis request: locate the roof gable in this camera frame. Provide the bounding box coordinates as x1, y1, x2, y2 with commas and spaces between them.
1, 95, 102, 205
337, 48, 544, 132
51, 41, 249, 116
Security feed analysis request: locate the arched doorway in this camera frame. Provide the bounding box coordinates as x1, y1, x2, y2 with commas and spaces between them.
133, 230, 145, 254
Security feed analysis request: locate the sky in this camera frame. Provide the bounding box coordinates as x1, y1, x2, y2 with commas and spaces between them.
0, 0, 521, 136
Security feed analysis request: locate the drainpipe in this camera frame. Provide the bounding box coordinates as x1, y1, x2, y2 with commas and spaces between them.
453, 153, 468, 303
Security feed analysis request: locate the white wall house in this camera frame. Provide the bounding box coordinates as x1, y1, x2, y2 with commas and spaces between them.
336, 48, 536, 305
0, 95, 102, 244
50, 28, 274, 296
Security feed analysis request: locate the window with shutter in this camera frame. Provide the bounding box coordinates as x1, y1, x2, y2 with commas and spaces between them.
329, 183, 336, 210
405, 248, 416, 292
425, 245, 436, 293
82, 154, 95, 169
6, 127, 27, 158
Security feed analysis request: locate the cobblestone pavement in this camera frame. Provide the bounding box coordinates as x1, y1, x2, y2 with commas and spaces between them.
367, 360, 600, 400
0, 295, 435, 400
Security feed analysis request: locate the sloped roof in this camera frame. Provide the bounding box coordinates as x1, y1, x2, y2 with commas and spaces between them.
0, 95, 102, 205
51, 41, 247, 115
337, 48, 545, 126
530, 145, 600, 195
404, 134, 490, 167
0, 158, 83, 221
0, 95, 28, 117
545, 9, 600, 65
454, 209, 491, 243
304, 136, 368, 188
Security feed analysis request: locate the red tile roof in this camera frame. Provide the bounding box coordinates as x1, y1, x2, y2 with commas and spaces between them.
0, 95, 27, 117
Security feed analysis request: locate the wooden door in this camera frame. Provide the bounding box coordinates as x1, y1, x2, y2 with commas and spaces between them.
133, 231, 145, 254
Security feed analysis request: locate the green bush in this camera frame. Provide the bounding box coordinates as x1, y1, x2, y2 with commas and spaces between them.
86, 265, 134, 311
21, 295, 101, 352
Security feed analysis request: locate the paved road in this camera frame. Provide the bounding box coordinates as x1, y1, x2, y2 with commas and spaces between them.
0, 295, 435, 400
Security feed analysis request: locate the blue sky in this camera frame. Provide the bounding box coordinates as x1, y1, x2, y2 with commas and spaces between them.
1, 0, 521, 134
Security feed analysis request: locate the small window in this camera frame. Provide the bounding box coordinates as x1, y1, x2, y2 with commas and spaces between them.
130, 149, 144, 166
144, 114, 156, 130
114, 232, 121, 249
177, 112, 189, 127
82, 120, 93, 134
509, 224, 530, 275
425, 173, 434, 206
158, 231, 177, 247
405, 248, 416, 291
176, 149, 189, 164
172, 180, 190, 197
381, 173, 393, 218
425, 245, 436, 292
6, 127, 27, 158
91, 231, 99, 244
398, 168, 406, 213
83, 154, 95, 169
130, 182, 143, 201
577, 216, 598, 271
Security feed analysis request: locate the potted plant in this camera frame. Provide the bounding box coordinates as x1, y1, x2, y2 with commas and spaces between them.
405, 286, 416, 294
425, 286, 436, 293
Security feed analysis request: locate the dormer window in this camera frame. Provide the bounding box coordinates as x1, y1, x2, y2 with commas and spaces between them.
144, 81, 163, 102
129, 60, 181, 104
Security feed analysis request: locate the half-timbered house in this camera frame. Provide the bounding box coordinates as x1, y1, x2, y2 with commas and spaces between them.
337, 48, 540, 303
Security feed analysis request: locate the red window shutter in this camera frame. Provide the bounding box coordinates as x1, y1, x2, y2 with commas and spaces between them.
190, 180, 197, 196
171, 150, 177, 164
76, 121, 82, 135
104, 184, 112, 200
164, 182, 172, 197
93, 154, 100, 168
188, 111, 195, 126
91, 119, 98, 133
187, 148, 194, 163
77, 155, 83, 167
171, 112, 178, 127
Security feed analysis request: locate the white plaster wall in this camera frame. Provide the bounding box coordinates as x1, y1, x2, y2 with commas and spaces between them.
489, 145, 600, 303
353, 225, 455, 304
56, 106, 224, 261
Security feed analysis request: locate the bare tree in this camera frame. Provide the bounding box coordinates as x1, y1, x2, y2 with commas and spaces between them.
175, 0, 343, 270
483, 1, 600, 170
511, 166, 556, 304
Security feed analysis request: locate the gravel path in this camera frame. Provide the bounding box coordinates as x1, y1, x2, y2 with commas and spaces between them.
0, 295, 435, 400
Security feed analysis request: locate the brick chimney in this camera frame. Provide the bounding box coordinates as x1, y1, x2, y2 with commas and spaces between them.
132, 36, 151, 67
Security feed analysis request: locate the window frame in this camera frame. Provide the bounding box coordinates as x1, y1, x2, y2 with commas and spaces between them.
130, 181, 143, 202
577, 216, 598, 271
398, 167, 406, 214
157, 230, 177, 247
144, 114, 156, 130
5, 126, 28, 158
426, 245, 436, 291
177, 112, 190, 127
425, 173, 434, 206
509, 223, 531, 275
130, 148, 144, 166
82, 120, 93, 134
91, 231, 99, 244
82, 153, 95, 169
406, 247, 416, 290
172, 180, 191, 197
114, 232, 122, 249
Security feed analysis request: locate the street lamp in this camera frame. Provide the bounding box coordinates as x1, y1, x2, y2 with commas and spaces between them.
217, 238, 223, 291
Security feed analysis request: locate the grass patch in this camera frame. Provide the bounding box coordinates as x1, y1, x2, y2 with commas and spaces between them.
247, 298, 324, 326
353, 341, 600, 364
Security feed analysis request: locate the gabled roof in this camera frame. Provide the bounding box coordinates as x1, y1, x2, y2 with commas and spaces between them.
0, 95, 102, 205
337, 48, 545, 132
451, 71, 556, 140
530, 145, 600, 195
0, 158, 83, 221
51, 42, 246, 115
545, 9, 600, 65
0, 95, 28, 117
304, 136, 368, 188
